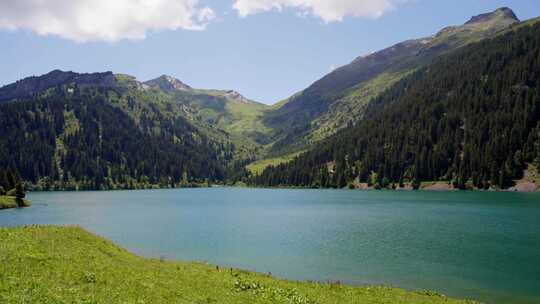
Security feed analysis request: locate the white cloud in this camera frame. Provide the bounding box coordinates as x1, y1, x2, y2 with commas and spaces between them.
0, 0, 215, 42
233, 0, 407, 22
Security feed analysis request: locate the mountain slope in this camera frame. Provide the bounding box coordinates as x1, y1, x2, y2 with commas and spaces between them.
262, 7, 520, 156
144, 76, 272, 149
0, 71, 240, 189
252, 18, 540, 190
0, 70, 117, 102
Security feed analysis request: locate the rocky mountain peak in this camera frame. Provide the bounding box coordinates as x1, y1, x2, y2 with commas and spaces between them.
465, 7, 519, 25
427, 7, 519, 48
144, 75, 192, 92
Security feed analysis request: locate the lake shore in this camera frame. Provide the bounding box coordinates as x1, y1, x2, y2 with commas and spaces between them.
5, 189, 539, 304
239, 181, 540, 193
21, 181, 540, 194
0, 225, 477, 304
0, 195, 31, 209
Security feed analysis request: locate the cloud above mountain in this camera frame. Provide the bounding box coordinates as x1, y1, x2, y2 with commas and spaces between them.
0, 0, 215, 42
233, 0, 408, 22
0, 0, 410, 42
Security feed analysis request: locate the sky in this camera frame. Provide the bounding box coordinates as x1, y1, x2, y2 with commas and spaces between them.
1, 0, 539, 104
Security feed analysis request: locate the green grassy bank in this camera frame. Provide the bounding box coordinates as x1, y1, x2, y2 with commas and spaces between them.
0, 196, 31, 209
0, 226, 478, 304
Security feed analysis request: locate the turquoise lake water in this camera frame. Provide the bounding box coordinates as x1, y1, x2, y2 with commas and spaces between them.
1, 188, 539, 303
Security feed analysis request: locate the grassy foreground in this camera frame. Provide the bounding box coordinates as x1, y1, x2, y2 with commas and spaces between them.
0, 196, 31, 209
0, 226, 478, 304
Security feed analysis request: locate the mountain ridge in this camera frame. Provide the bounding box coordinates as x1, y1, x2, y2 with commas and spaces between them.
0, 70, 116, 103
465, 7, 518, 25
262, 7, 521, 157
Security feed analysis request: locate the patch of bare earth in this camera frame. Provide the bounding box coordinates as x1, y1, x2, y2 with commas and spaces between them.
508, 181, 538, 192
422, 182, 455, 191
508, 165, 540, 192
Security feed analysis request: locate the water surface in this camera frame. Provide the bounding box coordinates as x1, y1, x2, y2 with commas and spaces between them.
1, 188, 539, 304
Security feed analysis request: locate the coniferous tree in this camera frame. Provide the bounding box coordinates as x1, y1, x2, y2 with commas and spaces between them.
15, 183, 25, 199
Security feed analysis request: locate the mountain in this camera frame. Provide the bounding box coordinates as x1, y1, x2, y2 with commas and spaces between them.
252, 18, 540, 190
142, 75, 272, 150
0, 70, 116, 102
261, 7, 520, 156
144, 75, 192, 92
465, 6, 517, 25
0, 71, 257, 189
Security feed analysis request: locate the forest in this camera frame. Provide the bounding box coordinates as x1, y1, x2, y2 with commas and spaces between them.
0, 86, 235, 190
251, 22, 540, 190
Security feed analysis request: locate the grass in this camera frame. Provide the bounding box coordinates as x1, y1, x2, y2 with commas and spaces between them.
0, 226, 478, 304
247, 151, 304, 175
0, 196, 31, 209
310, 70, 413, 142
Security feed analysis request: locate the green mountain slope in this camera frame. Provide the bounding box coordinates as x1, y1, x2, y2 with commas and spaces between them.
252, 18, 540, 190
0, 71, 242, 189
262, 7, 520, 156
144, 75, 272, 149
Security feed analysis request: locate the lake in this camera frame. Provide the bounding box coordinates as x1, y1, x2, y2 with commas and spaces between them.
1, 188, 539, 303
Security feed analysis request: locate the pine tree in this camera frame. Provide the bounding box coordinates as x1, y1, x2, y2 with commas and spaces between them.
15, 183, 25, 199
6, 169, 17, 191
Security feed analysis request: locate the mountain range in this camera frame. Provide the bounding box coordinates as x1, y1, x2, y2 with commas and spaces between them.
1, 7, 539, 190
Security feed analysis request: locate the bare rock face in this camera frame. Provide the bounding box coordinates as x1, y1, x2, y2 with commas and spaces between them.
0, 70, 117, 102
508, 181, 539, 192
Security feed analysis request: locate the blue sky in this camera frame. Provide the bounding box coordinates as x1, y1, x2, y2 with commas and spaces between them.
1, 0, 539, 104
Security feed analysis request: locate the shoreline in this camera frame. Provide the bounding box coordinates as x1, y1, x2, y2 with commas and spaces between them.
24, 183, 540, 194
0, 225, 478, 304
0, 196, 31, 209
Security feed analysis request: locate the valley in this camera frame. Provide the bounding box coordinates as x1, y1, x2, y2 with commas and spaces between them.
2, 4, 540, 304
0, 8, 539, 192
